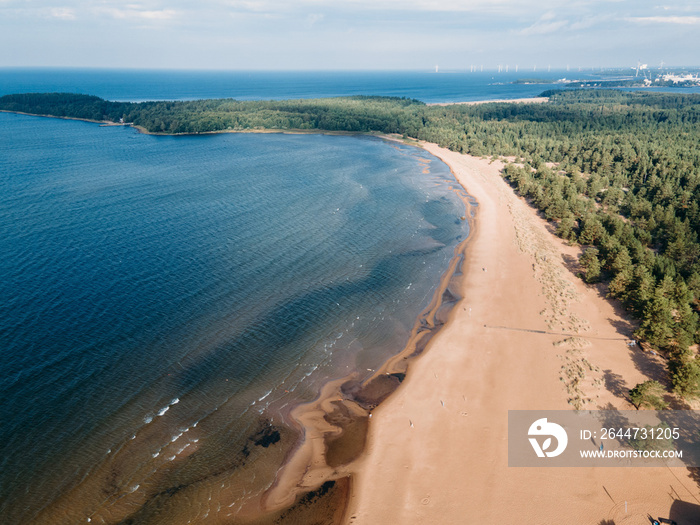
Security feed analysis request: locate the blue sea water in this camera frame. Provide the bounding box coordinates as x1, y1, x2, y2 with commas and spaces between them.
2, 68, 700, 105
3, 68, 698, 105
0, 110, 468, 523
0, 67, 614, 103
0, 68, 564, 103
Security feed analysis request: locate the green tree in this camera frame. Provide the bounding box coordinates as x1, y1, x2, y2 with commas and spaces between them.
627, 266, 656, 317
579, 247, 601, 283
578, 215, 605, 245
668, 351, 700, 399
629, 380, 668, 410
608, 265, 634, 301
556, 215, 577, 242
636, 286, 675, 349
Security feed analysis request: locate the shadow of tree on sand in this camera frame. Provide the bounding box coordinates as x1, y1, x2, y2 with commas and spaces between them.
602, 369, 630, 401
687, 467, 700, 491
628, 346, 670, 385
561, 252, 581, 276
688, 465, 700, 480
606, 316, 636, 338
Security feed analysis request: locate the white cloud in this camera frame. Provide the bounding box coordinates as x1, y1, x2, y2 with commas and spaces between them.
92, 6, 179, 20
217, 0, 571, 14
568, 14, 611, 30
518, 12, 569, 36
520, 20, 568, 35
49, 7, 76, 19
2, 0, 698, 69
654, 5, 700, 13
0, 1, 180, 22
220, 0, 278, 12
628, 15, 700, 25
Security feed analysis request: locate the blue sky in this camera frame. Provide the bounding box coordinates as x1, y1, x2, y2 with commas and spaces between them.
1, 0, 698, 70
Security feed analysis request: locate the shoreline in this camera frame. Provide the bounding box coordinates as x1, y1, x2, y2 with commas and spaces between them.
257, 148, 475, 518
345, 144, 700, 524
0, 108, 129, 126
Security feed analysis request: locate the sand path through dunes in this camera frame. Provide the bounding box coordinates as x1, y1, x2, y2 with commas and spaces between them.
346, 145, 700, 525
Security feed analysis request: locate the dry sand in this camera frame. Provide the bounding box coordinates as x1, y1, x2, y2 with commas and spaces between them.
345, 145, 700, 524
427, 97, 549, 106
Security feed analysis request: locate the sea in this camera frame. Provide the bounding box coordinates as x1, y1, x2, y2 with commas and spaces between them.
1, 69, 697, 524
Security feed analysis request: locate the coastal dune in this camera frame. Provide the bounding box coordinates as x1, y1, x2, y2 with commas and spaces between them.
345, 144, 700, 524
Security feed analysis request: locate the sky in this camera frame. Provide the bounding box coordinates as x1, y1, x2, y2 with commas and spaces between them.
1, 0, 699, 70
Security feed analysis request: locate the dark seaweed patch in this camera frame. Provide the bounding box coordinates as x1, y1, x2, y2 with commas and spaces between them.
255, 427, 282, 448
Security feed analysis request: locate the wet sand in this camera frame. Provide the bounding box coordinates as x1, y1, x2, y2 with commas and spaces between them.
345, 144, 700, 524
260, 166, 473, 520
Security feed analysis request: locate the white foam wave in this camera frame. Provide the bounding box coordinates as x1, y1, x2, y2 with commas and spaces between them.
258, 389, 273, 402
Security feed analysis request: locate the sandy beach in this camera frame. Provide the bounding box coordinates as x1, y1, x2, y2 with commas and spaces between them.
344, 144, 700, 524
427, 97, 549, 106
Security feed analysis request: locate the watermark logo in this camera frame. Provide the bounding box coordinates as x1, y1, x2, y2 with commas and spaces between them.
528, 418, 568, 458
509, 411, 696, 467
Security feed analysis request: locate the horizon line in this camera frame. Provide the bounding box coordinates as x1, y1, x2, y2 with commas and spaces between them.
2, 65, 700, 73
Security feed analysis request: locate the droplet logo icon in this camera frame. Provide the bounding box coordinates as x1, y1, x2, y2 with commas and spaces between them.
528, 418, 568, 458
